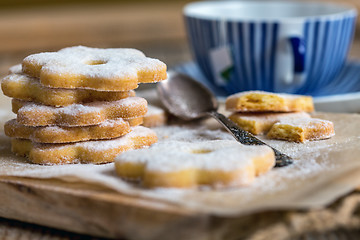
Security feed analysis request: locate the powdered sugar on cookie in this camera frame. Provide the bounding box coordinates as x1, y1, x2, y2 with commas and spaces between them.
228, 112, 311, 135
142, 104, 167, 127
22, 46, 167, 91
13, 97, 148, 126
8, 64, 22, 74
275, 117, 333, 128
267, 118, 335, 142
225, 90, 314, 112
4, 118, 142, 143
115, 140, 275, 188
2, 71, 135, 106
12, 126, 157, 164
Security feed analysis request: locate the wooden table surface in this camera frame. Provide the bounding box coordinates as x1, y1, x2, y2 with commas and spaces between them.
1, 1, 360, 239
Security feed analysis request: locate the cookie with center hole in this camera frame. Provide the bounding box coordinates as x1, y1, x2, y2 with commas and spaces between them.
12, 126, 157, 165
2, 65, 135, 107
12, 97, 147, 127
4, 117, 143, 143
22, 46, 167, 91
115, 140, 275, 189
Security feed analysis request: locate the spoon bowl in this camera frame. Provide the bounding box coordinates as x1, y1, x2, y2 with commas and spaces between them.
157, 71, 218, 120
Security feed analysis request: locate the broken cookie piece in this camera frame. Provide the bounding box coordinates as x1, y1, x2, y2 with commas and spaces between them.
267, 118, 335, 142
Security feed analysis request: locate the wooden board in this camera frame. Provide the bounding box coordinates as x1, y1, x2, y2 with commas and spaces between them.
0, 176, 204, 240
1, 175, 360, 240
2, 176, 296, 240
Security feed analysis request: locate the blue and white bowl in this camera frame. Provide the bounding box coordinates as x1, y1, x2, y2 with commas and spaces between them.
184, 1, 357, 94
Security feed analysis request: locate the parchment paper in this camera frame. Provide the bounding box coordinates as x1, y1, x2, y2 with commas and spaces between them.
1, 93, 360, 216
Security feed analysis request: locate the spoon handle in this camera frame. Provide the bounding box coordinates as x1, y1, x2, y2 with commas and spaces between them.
207, 111, 293, 167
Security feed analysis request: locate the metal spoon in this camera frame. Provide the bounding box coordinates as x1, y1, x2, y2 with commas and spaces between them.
157, 71, 293, 167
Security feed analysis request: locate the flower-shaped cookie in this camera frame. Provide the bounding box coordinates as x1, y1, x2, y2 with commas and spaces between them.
115, 140, 275, 188
4, 118, 143, 143
12, 126, 157, 165
226, 91, 314, 112
229, 112, 311, 135
1, 69, 135, 106
12, 97, 147, 127
22, 46, 167, 91
267, 118, 335, 142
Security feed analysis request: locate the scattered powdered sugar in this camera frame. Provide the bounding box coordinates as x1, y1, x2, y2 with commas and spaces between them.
258, 134, 340, 158
197, 157, 330, 208
154, 125, 234, 142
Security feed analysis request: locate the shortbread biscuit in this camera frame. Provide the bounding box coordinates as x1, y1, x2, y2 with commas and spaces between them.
12, 97, 147, 127
2, 72, 135, 106
22, 46, 167, 91
11, 126, 157, 164
142, 105, 167, 128
226, 91, 314, 112
125, 117, 143, 127
4, 118, 142, 143
267, 118, 335, 142
115, 140, 275, 188
229, 112, 311, 135
9, 63, 22, 74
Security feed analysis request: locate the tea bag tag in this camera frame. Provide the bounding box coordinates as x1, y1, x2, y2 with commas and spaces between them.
209, 46, 234, 86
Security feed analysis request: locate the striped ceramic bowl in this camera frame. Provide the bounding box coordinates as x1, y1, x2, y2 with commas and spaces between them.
184, 1, 357, 94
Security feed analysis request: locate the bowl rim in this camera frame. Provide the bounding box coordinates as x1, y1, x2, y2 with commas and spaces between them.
183, 1, 357, 22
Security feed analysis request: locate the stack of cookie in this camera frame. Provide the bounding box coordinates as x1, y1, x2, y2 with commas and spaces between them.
1, 46, 167, 164
226, 91, 335, 142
